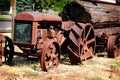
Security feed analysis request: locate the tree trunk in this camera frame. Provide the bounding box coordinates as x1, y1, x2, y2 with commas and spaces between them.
76, 1, 120, 28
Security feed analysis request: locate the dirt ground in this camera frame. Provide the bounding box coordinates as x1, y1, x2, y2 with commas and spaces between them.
0, 52, 120, 80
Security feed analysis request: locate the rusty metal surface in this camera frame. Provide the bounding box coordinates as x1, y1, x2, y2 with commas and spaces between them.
0, 35, 6, 53
67, 23, 96, 64
0, 35, 6, 41
40, 40, 60, 71
0, 36, 3, 65
15, 11, 62, 22
0, 35, 6, 63
107, 35, 120, 58
14, 11, 62, 45
37, 39, 44, 60
62, 21, 75, 31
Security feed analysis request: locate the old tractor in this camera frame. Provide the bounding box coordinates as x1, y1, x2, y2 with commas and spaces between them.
0, 11, 96, 71
0, 6, 119, 71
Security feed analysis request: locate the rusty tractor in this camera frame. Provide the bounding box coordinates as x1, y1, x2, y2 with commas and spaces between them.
0, 11, 119, 71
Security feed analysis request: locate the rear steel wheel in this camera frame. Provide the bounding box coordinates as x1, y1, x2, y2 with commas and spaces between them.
68, 23, 96, 64
107, 36, 120, 58
41, 40, 60, 71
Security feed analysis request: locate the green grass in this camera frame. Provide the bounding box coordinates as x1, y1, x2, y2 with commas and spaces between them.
0, 15, 12, 19
110, 64, 117, 69
110, 62, 120, 71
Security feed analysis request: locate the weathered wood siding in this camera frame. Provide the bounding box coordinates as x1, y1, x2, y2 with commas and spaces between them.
76, 1, 120, 28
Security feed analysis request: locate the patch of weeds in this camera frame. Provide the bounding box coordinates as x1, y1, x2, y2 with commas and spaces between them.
31, 64, 40, 71
86, 77, 104, 80
12, 57, 39, 66
115, 62, 120, 69
5, 76, 17, 80
60, 53, 70, 64
110, 64, 117, 69
25, 71, 38, 76
110, 62, 120, 71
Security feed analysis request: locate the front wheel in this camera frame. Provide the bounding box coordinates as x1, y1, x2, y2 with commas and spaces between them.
40, 40, 60, 71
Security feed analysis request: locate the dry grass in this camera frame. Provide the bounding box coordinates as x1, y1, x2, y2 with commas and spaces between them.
0, 53, 120, 80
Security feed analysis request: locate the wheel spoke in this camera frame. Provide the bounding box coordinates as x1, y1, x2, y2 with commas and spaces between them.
52, 57, 59, 68
86, 38, 95, 45
85, 27, 91, 40
86, 46, 94, 56
45, 61, 52, 70
47, 49, 52, 57
53, 53, 58, 58
83, 28, 85, 40
82, 49, 86, 60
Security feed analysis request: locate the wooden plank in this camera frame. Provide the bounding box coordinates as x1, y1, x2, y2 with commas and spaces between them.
93, 0, 116, 4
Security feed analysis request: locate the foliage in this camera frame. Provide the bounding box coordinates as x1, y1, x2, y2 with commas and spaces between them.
0, 0, 10, 3
0, 0, 10, 11
16, 0, 70, 14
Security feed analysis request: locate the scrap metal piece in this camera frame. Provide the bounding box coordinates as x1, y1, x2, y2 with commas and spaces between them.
107, 35, 120, 58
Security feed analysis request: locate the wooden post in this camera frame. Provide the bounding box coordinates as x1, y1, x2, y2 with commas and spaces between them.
10, 0, 16, 39
10, 0, 16, 17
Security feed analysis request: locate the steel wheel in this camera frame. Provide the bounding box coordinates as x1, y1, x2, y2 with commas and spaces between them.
68, 23, 96, 64
80, 23, 95, 60
107, 36, 120, 58
41, 40, 60, 71
0, 36, 14, 63
4, 36, 14, 63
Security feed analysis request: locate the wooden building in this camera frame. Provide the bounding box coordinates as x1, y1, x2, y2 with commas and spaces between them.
0, 0, 16, 38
